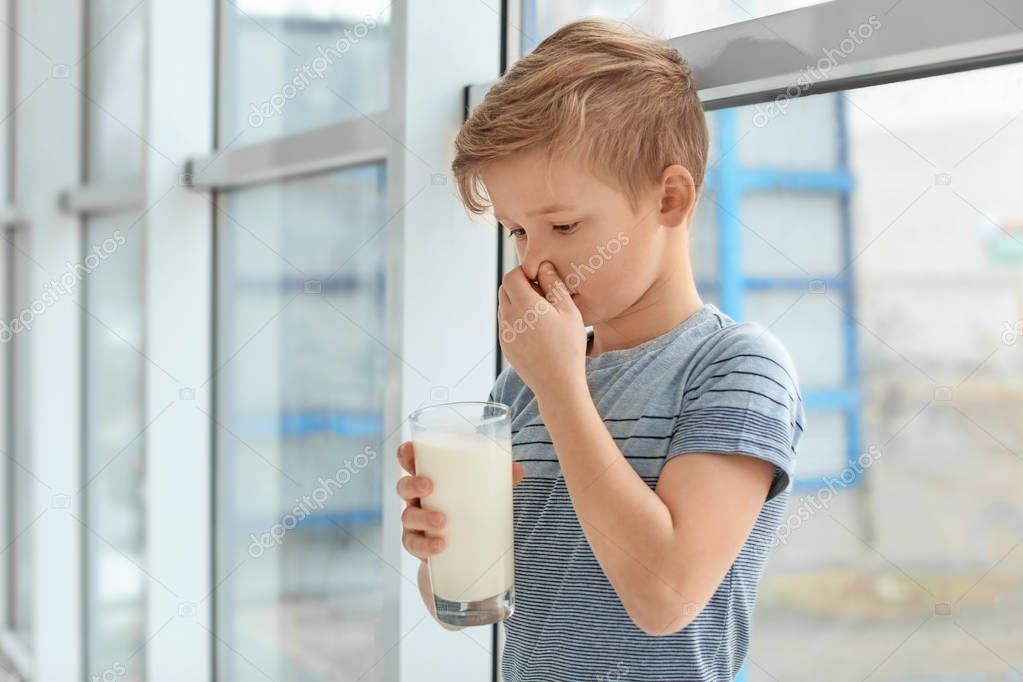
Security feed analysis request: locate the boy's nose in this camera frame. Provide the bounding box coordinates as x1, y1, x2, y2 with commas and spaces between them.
518, 255, 542, 284
518, 240, 558, 286
523, 266, 549, 291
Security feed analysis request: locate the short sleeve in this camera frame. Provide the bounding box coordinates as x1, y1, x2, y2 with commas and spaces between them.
668, 323, 805, 502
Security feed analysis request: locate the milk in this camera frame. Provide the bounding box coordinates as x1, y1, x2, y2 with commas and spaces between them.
413, 430, 514, 603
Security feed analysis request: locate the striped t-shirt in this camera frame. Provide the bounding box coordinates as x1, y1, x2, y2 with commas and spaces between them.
489, 303, 805, 681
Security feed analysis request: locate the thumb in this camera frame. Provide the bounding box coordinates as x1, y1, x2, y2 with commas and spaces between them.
537, 261, 572, 309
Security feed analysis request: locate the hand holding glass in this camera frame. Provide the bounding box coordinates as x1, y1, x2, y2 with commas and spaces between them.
401, 401, 516, 627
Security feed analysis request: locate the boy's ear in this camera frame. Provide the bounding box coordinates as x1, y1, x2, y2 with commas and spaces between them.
658, 164, 697, 228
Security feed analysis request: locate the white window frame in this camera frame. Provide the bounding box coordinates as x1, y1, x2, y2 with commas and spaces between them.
65, 5, 153, 682
8, 0, 86, 679
139, 1, 215, 680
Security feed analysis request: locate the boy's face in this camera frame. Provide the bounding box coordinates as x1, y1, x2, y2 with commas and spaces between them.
482, 147, 689, 327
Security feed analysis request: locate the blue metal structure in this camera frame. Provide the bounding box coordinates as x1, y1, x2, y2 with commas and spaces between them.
701, 99, 862, 493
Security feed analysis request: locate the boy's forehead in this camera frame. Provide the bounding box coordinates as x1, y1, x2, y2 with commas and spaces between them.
483, 150, 597, 213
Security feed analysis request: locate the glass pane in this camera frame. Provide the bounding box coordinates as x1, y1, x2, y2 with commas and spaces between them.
741, 192, 844, 277
699, 288, 720, 310
219, 0, 391, 146
790, 410, 846, 480
87, 0, 146, 181
215, 164, 388, 681
691, 190, 718, 282
744, 289, 845, 390
745, 62, 1023, 681
736, 94, 841, 169
4, 226, 33, 646
524, 0, 830, 52
83, 213, 146, 682
705, 109, 719, 170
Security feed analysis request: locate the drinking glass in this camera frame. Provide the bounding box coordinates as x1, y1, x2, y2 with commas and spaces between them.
408, 401, 515, 626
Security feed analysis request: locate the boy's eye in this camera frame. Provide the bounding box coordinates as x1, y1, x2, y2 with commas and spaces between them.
505, 222, 579, 238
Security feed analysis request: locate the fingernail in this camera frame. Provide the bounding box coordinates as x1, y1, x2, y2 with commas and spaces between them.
541, 262, 554, 274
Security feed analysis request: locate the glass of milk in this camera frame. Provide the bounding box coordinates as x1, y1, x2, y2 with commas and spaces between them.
408, 401, 515, 627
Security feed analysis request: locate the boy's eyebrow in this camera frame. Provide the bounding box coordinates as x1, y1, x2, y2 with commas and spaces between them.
494, 203, 577, 223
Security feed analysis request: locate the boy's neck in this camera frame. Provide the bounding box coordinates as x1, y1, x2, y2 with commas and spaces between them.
586, 268, 702, 358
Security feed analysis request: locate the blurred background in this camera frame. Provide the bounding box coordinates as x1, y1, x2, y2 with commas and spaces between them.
1, 0, 1021, 681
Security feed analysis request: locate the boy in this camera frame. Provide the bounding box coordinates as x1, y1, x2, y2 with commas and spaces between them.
396, 17, 805, 681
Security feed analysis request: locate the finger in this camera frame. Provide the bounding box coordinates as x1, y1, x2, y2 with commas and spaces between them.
397, 441, 416, 475
401, 505, 446, 532
536, 261, 572, 308
402, 529, 431, 561
403, 529, 445, 560
395, 474, 433, 501
500, 266, 531, 304
512, 461, 525, 487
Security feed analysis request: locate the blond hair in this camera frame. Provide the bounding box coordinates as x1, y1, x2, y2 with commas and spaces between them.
452, 18, 709, 216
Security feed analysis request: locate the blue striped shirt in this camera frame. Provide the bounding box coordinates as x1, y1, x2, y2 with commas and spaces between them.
489, 303, 805, 681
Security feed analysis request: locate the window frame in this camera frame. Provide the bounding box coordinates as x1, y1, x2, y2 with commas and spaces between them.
0, 0, 34, 676
62, 3, 153, 680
